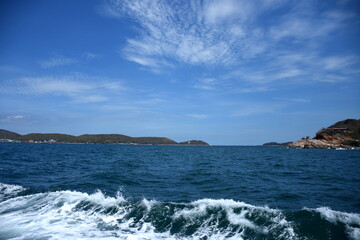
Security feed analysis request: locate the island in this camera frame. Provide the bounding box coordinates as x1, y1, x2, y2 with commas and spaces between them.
262, 142, 292, 147
288, 119, 360, 149
0, 129, 209, 146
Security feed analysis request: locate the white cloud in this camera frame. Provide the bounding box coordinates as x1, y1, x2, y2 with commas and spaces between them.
234, 86, 272, 93
72, 95, 109, 103
203, 0, 248, 24
192, 78, 218, 90
40, 56, 77, 68
321, 56, 358, 71
40, 53, 102, 68
273, 97, 311, 103
225, 51, 359, 85
2, 74, 127, 103
187, 114, 209, 119
7, 115, 24, 119
105, 0, 356, 70
103, 0, 359, 90
106, 0, 277, 69
83, 52, 102, 60
0, 115, 25, 123
269, 3, 354, 42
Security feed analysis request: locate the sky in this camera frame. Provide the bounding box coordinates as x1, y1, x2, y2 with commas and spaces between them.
0, 0, 359, 145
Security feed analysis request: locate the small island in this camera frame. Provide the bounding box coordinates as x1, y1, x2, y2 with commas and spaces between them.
0, 130, 209, 146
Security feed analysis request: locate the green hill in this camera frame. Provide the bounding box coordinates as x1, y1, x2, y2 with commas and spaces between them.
18, 133, 76, 142
0, 130, 209, 145
74, 134, 132, 144
178, 140, 209, 146
132, 137, 177, 145
0, 129, 21, 139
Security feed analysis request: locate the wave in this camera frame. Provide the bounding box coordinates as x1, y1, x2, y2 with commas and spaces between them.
0, 183, 27, 202
0, 183, 359, 240
306, 207, 360, 240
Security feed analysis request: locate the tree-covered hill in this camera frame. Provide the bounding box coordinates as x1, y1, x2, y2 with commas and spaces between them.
0, 130, 209, 145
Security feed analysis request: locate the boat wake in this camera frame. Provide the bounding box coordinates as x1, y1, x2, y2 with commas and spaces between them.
0, 183, 359, 240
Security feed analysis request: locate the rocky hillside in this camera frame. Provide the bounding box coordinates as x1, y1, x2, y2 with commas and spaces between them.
0, 129, 209, 146
288, 119, 360, 149
315, 119, 360, 140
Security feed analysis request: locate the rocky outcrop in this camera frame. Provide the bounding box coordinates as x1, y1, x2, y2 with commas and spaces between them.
288, 138, 356, 149
288, 119, 360, 149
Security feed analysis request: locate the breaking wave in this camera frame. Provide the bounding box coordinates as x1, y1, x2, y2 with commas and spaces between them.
0, 182, 27, 202
0, 183, 359, 240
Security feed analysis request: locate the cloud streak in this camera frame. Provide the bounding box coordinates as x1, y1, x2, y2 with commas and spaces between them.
103, 0, 359, 88
107, 0, 354, 66
40, 53, 102, 68
40, 56, 77, 68
7, 115, 24, 119
187, 113, 209, 119
2, 74, 126, 103
106, 0, 266, 68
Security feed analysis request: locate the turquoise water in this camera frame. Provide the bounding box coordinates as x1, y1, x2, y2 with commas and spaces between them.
0, 143, 359, 239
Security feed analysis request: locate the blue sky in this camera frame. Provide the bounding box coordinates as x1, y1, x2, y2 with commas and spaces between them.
0, 0, 359, 145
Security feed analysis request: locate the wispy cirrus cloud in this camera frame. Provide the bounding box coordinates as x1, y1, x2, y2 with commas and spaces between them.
269, 5, 354, 42
40, 56, 77, 68
104, 0, 275, 68
40, 53, 102, 68
1, 74, 127, 103
273, 97, 311, 103
192, 78, 218, 90
103, 0, 359, 88
0, 115, 25, 123
7, 115, 24, 119
83, 52, 102, 60
187, 113, 209, 119
105, 0, 355, 64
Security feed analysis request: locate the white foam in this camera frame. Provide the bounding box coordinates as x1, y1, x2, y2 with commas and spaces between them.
0, 189, 299, 240
142, 198, 157, 212
173, 198, 297, 239
0, 182, 27, 202
306, 207, 360, 240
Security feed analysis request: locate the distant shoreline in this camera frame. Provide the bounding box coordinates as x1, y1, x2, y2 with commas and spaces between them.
0, 129, 209, 146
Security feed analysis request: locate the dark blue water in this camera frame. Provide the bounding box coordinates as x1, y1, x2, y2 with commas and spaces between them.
0, 143, 359, 239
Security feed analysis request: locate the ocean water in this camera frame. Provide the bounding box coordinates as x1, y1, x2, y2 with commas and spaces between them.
0, 143, 359, 240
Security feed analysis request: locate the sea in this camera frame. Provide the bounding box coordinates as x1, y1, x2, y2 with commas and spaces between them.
0, 143, 359, 240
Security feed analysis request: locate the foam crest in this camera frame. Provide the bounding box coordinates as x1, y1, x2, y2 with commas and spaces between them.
0, 188, 130, 239
0, 182, 26, 202
173, 198, 297, 239
313, 207, 360, 240
0, 189, 299, 239
8, 186, 360, 239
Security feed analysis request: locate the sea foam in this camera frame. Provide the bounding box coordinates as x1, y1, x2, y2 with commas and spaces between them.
1, 183, 359, 240
308, 207, 360, 240
0, 184, 297, 240
0, 182, 26, 202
